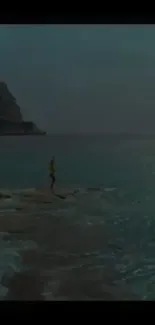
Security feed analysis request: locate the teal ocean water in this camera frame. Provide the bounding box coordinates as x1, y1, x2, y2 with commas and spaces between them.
1, 135, 155, 299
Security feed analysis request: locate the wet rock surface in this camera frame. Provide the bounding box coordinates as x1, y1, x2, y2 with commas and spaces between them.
0, 214, 35, 233
0, 186, 139, 300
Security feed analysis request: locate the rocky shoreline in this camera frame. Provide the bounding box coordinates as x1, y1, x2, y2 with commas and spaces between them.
0, 186, 139, 301
0, 187, 77, 300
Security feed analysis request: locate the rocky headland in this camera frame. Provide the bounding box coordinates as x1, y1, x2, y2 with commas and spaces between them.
0, 82, 46, 135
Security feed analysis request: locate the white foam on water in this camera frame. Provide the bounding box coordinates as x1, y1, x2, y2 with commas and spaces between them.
76, 187, 88, 194
0, 209, 18, 216
12, 188, 36, 195
18, 240, 38, 251
0, 284, 8, 299
0, 233, 38, 299
0, 198, 21, 211
0, 237, 21, 299
104, 188, 117, 192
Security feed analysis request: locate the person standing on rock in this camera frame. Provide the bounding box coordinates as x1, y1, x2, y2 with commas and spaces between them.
49, 156, 56, 192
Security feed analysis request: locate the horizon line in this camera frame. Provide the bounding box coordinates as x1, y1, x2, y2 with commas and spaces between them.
46, 132, 155, 136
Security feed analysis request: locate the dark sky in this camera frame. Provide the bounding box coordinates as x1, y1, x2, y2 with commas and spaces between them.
1, 24, 155, 133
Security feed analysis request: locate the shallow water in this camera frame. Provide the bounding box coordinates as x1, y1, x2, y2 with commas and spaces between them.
0, 135, 155, 299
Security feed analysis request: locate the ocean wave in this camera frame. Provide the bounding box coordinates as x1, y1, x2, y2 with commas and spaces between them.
0, 234, 38, 300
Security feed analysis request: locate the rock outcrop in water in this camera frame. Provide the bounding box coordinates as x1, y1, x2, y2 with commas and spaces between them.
0, 82, 46, 135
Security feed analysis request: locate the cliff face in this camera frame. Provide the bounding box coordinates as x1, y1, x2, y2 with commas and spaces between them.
0, 82, 45, 135
0, 82, 22, 122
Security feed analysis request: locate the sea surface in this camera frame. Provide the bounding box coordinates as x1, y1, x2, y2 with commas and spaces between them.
0, 135, 155, 300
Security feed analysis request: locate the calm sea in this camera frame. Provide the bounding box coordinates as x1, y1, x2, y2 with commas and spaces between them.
0, 135, 155, 300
